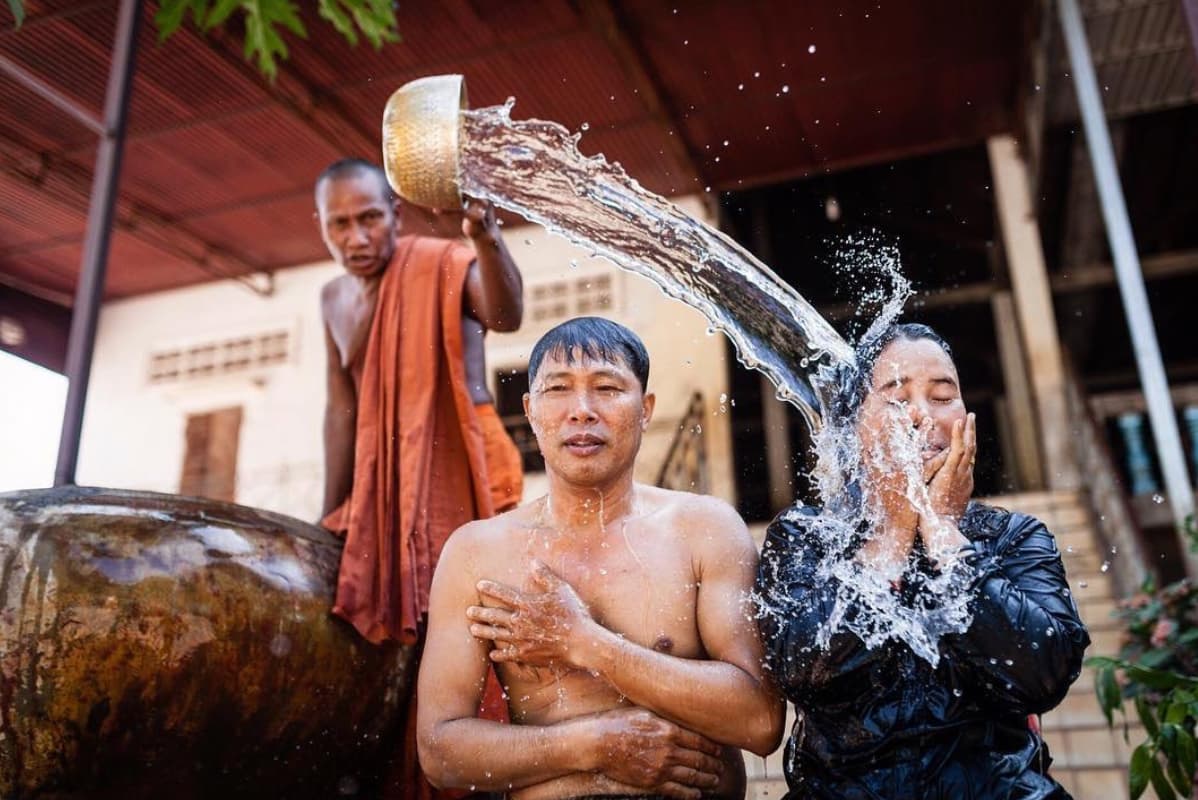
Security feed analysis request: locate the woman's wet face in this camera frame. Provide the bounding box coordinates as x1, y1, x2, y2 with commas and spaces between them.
856, 337, 967, 469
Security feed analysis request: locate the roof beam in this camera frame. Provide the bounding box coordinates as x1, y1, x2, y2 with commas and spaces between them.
0, 139, 273, 297
195, 26, 379, 160
578, 0, 710, 202
819, 248, 1198, 321
0, 53, 107, 135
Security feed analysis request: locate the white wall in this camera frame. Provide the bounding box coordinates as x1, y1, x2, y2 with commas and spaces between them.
76, 195, 734, 522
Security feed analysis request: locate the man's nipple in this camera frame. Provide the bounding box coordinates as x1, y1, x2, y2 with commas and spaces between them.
653, 635, 674, 653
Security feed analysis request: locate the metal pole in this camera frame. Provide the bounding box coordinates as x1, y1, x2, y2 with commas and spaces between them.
54, 0, 142, 486
1058, 0, 1196, 538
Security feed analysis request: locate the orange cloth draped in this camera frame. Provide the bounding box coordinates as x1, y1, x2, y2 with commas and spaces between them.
475, 402, 524, 514
321, 235, 522, 800
326, 233, 493, 645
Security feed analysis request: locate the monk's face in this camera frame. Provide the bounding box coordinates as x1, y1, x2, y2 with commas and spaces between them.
315, 171, 398, 278
524, 348, 655, 487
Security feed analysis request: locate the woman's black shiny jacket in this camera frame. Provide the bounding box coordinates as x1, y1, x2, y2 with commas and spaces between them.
754, 503, 1090, 800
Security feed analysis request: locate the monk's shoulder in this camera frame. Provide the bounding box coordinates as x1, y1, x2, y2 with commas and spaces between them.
319, 274, 353, 318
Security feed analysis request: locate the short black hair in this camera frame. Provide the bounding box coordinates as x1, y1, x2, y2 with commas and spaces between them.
835, 322, 954, 419
528, 316, 650, 392
314, 158, 394, 205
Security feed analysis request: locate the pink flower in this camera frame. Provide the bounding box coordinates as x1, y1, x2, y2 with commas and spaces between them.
1150, 619, 1177, 648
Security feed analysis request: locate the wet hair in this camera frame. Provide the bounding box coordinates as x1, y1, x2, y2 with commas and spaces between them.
835, 322, 954, 419
314, 158, 395, 205
528, 316, 650, 392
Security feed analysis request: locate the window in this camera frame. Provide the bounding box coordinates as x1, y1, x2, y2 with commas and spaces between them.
493, 367, 543, 473
148, 329, 292, 384
179, 406, 243, 503
526, 270, 620, 326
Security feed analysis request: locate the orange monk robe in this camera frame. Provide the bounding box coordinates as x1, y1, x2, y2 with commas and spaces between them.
322, 234, 516, 800
330, 234, 495, 645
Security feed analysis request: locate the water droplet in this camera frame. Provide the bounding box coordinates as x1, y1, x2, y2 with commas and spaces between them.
1100, 561, 1110, 573
719, 393, 728, 404
782, 85, 790, 94
952, 688, 962, 697
808, 44, 817, 54
580, 122, 590, 131
737, 83, 745, 91
1045, 628, 1055, 637
754, 71, 761, 78
1078, 580, 1088, 588
1152, 493, 1164, 504
523, 238, 533, 246
569, 258, 578, 268
1004, 659, 1014, 666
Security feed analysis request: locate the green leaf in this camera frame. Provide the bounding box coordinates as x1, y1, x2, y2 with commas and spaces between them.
1096, 665, 1123, 727
1178, 726, 1197, 780
1130, 743, 1153, 799
203, 0, 241, 30
1167, 751, 1193, 797
347, 0, 399, 49
1086, 656, 1122, 670
7, 0, 25, 28
1128, 664, 1195, 691
1162, 723, 1181, 761
1136, 694, 1161, 739
317, 0, 358, 46
155, 0, 207, 41
240, 0, 307, 81
1140, 647, 1176, 668
1150, 754, 1179, 800
318, 0, 398, 51
1166, 701, 1189, 726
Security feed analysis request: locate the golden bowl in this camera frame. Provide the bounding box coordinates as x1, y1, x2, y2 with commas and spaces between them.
381, 74, 468, 209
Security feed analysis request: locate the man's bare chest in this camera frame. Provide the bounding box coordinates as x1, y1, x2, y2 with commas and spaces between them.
328, 286, 377, 368
494, 534, 705, 656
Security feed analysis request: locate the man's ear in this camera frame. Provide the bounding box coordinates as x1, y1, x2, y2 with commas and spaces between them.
522, 392, 533, 430
641, 392, 656, 430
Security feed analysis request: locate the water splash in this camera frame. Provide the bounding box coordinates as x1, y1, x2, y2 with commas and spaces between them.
459, 101, 972, 665
460, 101, 853, 432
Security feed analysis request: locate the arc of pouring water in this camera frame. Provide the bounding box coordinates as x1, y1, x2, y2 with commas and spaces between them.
457, 102, 854, 430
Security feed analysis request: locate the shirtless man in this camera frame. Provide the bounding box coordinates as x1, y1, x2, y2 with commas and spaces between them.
417, 317, 783, 799
317, 158, 523, 523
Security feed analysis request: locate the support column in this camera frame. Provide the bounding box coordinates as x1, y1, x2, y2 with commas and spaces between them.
987, 134, 1079, 490
54, 0, 142, 486
992, 291, 1045, 490
1059, 0, 1195, 545
1184, 0, 1198, 78
761, 375, 795, 513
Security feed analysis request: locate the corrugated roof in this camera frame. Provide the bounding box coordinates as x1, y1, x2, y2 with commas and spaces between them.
1, 0, 1035, 306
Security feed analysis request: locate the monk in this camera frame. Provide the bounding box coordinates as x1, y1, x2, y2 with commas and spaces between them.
417, 317, 784, 800
315, 158, 524, 798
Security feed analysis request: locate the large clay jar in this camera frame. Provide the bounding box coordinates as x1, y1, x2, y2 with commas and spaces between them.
0, 486, 412, 799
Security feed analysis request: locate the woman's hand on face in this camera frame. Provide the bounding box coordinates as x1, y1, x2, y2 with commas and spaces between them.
923, 412, 975, 526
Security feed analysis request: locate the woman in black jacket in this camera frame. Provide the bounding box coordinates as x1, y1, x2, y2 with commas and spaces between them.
755, 323, 1089, 800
